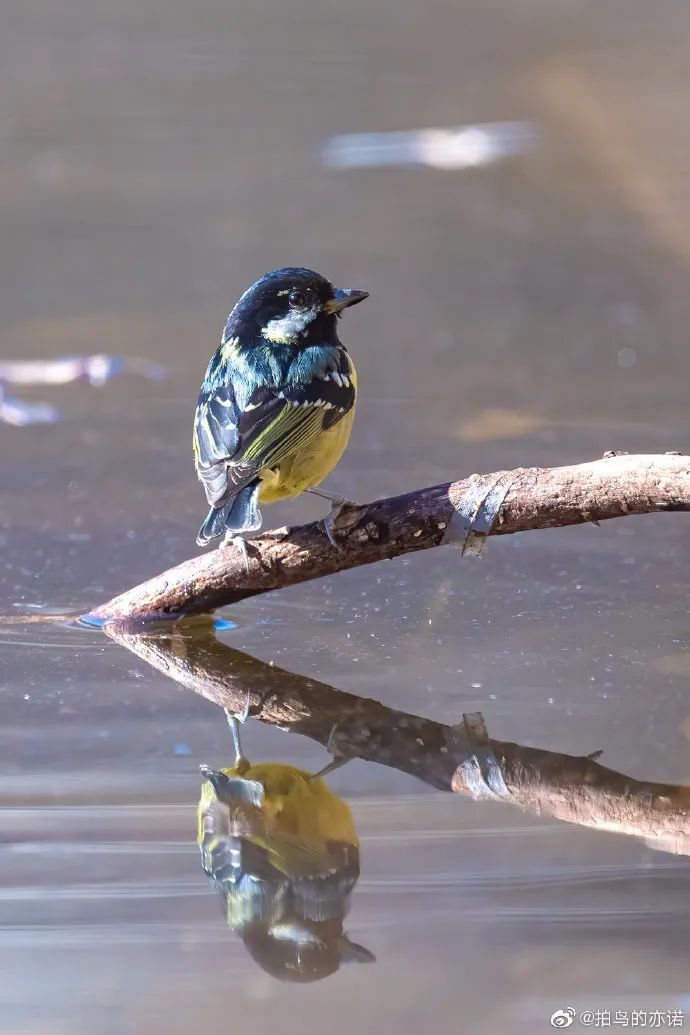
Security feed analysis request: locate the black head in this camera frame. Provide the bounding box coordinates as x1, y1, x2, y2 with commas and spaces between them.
223, 267, 368, 347
241, 920, 375, 983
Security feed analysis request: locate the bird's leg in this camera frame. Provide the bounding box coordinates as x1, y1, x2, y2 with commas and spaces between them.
221, 532, 250, 573
305, 488, 353, 549
305, 487, 347, 505
224, 698, 250, 767
310, 722, 350, 781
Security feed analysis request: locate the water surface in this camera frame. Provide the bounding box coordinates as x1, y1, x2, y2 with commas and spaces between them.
2, 1, 690, 1031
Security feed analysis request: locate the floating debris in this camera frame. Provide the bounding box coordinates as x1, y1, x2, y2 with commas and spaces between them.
214, 616, 238, 631
0, 354, 166, 387
0, 385, 59, 426
457, 407, 548, 442
322, 121, 539, 170
0, 354, 167, 426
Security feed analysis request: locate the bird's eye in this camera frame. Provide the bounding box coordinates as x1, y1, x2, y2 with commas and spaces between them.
288, 288, 309, 308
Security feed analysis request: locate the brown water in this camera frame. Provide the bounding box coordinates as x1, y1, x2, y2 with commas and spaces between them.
2, 1, 690, 1032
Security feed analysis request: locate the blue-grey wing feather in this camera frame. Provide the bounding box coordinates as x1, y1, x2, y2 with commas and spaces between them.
194, 347, 354, 509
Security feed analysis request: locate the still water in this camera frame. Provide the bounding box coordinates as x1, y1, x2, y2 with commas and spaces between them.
2, 0, 690, 1032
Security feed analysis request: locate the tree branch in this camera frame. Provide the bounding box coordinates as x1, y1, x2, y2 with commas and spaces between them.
87, 452, 690, 625
105, 619, 690, 855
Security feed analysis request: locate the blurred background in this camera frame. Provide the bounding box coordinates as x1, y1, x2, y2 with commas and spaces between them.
1, 0, 690, 1032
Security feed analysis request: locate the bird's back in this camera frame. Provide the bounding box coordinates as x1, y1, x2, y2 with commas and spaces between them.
194, 267, 366, 544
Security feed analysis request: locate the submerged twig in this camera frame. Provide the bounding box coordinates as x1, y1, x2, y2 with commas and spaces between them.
88, 453, 690, 624
106, 620, 690, 855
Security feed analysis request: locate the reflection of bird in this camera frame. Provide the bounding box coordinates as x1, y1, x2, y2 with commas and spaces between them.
193, 267, 368, 556
197, 708, 374, 982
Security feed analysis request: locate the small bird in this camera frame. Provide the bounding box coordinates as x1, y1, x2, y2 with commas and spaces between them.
193, 267, 368, 555
197, 708, 374, 982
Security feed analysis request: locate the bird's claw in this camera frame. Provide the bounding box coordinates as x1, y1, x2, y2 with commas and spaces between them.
224, 695, 251, 727
221, 534, 250, 573
234, 537, 251, 573
325, 722, 340, 755
310, 722, 350, 780
320, 497, 349, 549
305, 487, 353, 547
224, 694, 253, 765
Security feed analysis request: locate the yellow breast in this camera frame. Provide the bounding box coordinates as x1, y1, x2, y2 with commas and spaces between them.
259, 363, 357, 504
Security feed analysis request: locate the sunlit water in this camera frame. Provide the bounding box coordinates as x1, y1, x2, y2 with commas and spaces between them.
2, 0, 690, 1032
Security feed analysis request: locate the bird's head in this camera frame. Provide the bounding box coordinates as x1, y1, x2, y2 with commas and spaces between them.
224, 267, 368, 347
241, 919, 375, 983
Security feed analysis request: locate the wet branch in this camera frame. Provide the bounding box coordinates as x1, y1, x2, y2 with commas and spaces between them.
88, 452, 690, 625
106, 620, 690, 855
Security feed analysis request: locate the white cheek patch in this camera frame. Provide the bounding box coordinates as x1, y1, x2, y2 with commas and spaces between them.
269, 923, 323, 945
261, 307, 318, 343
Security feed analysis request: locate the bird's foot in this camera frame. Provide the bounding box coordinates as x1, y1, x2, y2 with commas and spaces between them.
315, 495, 354, 549
224, 697, 251, 767
321, 498, 349, 548
304, 487, 356, 548
310, 722, 350, 781
225, 697, 251, 727
221, 533, 250, 572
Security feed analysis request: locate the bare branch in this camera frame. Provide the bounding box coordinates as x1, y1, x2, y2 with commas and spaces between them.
87, 453, 690, 625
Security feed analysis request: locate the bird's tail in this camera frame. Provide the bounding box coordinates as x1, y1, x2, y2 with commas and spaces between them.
196, 479, 262, 546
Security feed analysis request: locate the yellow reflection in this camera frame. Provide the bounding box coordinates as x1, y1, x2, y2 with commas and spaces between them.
197, 711, 374, 982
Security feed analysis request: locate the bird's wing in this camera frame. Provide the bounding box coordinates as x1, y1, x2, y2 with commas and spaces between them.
240, 372, 355, 467
194, 371, 355, 508
201, 802, 335, 881
193, 383, 243, 507
254, 827, 340, 877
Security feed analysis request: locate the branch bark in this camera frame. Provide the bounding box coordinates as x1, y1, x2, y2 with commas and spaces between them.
106, 619, 690, 855
87, 452, 690, 625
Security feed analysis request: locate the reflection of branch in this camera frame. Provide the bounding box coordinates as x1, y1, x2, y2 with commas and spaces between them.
106, 619, 690, 855
88, 453, 690, 624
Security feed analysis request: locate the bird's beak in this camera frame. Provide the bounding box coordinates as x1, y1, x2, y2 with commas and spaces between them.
324, 288, 369, 315
338, 935, 376, 963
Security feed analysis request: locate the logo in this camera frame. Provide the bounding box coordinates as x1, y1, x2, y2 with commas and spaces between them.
550, 1008, 575, 1029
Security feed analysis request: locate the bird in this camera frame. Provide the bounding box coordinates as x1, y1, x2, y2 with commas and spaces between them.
197, 707, 374, 982
193, 267, 368, 558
